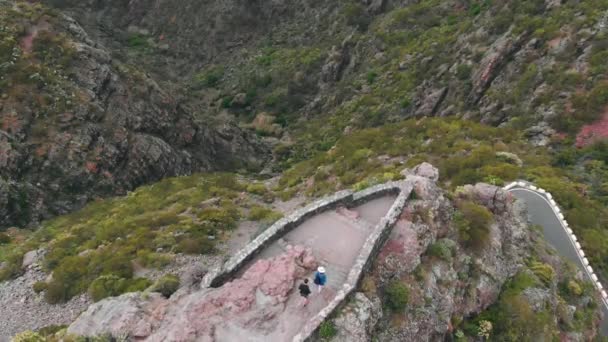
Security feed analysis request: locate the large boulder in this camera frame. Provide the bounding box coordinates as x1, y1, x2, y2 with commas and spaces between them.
67, 293, 167, 338
456, 183, 513, 214
22, 249, 45, 268
411, 162, 439, 182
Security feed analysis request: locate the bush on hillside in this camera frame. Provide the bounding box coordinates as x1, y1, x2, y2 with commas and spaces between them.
150, 274, 180, 298
0, 232, 10, 244
178, 237, 215, 255
88, 275, 152, 302
426, 239, 454, 262
385, 280, 409, 312
248, 206, 283, 223
11, 331, 44, 342
44, 280, 70, 304
455, 201, 493, 250
318, 321, 337, 340
529, 261, 555, 286
32, 281, 48, 293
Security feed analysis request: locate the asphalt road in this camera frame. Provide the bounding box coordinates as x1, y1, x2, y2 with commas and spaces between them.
510, 188, 608, 336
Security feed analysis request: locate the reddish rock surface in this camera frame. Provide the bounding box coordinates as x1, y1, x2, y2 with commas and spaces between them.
69, 245, 317, 341
576, 110, 608, 147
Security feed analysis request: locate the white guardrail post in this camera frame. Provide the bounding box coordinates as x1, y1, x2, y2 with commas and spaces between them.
506, 181, 608, 309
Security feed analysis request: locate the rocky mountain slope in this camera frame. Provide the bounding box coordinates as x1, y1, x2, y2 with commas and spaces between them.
0, 1, 268, 228
2, 0, 608, 340
2, 0, 608, 228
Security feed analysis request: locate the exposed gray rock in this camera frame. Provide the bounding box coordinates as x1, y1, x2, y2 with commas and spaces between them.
321, 38, 353, 85
67, 292, 165, 338
332, 292, 382, 342
411, 162, 440, 182
414, 85, 448, 116
456, 183, 512, 214
526, 122, 556, 147
21, 249, 45, 268
231, 93, 248, 107
467, 31, 526, 105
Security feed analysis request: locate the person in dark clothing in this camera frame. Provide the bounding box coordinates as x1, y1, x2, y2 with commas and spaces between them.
299, 278, 312, 307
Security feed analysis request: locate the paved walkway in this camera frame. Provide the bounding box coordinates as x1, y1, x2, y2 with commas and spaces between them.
226, 196, 397, 341
507, 182, 608, 335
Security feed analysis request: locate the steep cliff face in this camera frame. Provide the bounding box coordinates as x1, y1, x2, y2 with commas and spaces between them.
0, 2, 269, 228
45, 0, 608, 156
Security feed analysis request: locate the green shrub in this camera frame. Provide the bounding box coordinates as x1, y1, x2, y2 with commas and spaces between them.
0, 232, 10, 244
37, 325, 66, 336
529, 261, 555, 286
0, 256, 22, 282
126, 33, 149, 48
426, 239, 454, 261
385, 280, 409, 312
88, 275, 127, 302
455, 201, 493, 250
343, 3, 370, 30
44, 279, 70, 304
137, 251, 173, 269
248, 206, 283, 223
178, 237, 215, 255
195, 66, 224, 88
456, 64, 472, 80
246, 183, 268, 195
567, 280, 583, 297
150, 274, 180, 298
88, 275, 151, 302
11, 331, 44, 342
318, 321, 337, 340
366, 71, 378, 84
32, 281, 47, 293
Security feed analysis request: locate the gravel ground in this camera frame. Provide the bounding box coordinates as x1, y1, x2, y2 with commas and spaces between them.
0, 263, 91, 341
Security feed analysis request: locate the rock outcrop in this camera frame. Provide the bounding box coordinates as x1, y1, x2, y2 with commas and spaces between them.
332, 166, 542, 341
332, 292, 382, 342
68, 245, 316, 340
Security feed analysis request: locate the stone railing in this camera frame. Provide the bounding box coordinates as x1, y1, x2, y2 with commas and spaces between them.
202, 181, 407, 289
505, 181, 608, 309
201, 189, 353, 288
293, 181, 412, 342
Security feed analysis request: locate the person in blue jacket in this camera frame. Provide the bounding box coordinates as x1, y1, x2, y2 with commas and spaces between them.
313, 266, 327, 293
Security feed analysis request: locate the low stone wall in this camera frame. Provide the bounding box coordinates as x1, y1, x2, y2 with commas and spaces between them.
202, 189, 354, 288
505, 181, 608, 309
293, 181, 412, 342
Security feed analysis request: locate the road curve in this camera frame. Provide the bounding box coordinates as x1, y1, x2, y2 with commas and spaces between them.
505, 182, 608, 335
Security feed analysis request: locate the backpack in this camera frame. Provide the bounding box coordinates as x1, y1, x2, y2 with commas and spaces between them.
314, 272, 326, 285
